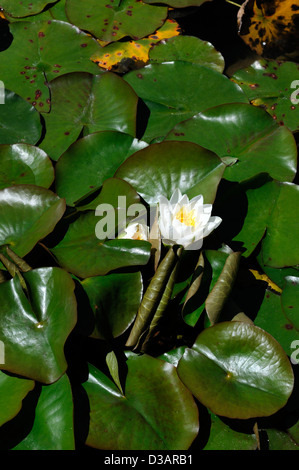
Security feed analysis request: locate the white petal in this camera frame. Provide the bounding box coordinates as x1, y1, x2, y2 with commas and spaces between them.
169, 188, 182, 205
202, 216, 222, 238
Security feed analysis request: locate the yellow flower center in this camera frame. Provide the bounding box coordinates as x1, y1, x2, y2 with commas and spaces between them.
175, 207, 196, 227
131, 225, 146, 240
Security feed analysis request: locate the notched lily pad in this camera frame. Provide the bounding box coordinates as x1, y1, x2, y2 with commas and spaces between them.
231, 59, 299, 132
0, 0, 53, 18
0, 20, 101, 112
177, 321, 294, 419
0, 185, 66, 258
0, 144, 54, 189
0, 267, 77, 384
83, 355, 199, 450
0, 90, 42, 145
66, 0, 168, 45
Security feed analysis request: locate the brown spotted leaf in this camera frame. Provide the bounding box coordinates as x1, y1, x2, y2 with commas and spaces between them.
92, 19, 181, 72
238, 0, 299, 60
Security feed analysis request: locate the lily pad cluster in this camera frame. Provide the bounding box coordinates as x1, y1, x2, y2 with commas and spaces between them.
0, 0, 298, 452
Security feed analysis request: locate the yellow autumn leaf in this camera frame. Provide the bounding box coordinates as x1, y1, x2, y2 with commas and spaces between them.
92, 19, 181, 72
238, 0, 299, 59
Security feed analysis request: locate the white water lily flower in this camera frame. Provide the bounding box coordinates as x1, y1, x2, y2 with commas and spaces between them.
118, 221, 149, 241
158, 188, 222, 250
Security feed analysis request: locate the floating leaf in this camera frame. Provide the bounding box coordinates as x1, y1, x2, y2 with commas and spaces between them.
124, 61, 248, 142
203, 412, 258, 450
149, 35, 225, 73
83, 355, 199, 450
51, 210, 151, 278
66, 0, 168, 45
177, 321, 294, 419
0, 0, 53, 17
281, 276, 299, 330
0, 371, 34, 427
237, 0, 299, 60
40, 72, 138, 160
13, 374, 75, 450
81, 271, 143, 339
115, 141, 225, 206
231, 59, 299, 132
0, 185, 65, 258
0, 20, 101, 112
0, 267, 77, 383
55, 131, 144, 206
0, 90, 42, 145
166, 102, 297, 183
0, 144, 54, 189
254, 288, 299, 357
92, 19, 181, 72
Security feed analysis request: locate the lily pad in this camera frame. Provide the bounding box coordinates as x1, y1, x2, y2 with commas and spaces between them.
0, 267, 77, 384
13, 374, 75, 450
149, 35, 225, 73
231, 59, 299, 132
228, 180, 299, 265
0, 0, 52, 17
0, 20, 101, 112
0, 90, 42, 145
0, 144, 54, 189
65, 0, 168, 44
55, 131, 145, 206
254, 288, 299, 358
83, 355, 199, 450
40, 72, 138, 160
0, 185, 66, 258
81, 271, 143, 339
51, 210, 151, 278
177, 321, 294, 419
281, 276, 299, 331
0, 371, 34, 427
115, 140, 225, 206
124, 61, 248, 142
166, 102, 297, 183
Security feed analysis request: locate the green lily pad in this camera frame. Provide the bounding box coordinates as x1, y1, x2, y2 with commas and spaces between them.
51, 210, 151, 278
40, 72, 138, 161
0, 90, 42, 145
0, 0, 52, 17
0, 371, 34, 427
254, 289, 299, 358
203, 413, 258, 450
55, 131, 146, 206
149, 35, 224, 73
83, 355, 199, 450
165, 102, 297, 183
177, 321, 294, 419
281, 276, 299, 331
266, 429, 299, 451
124, 61, 248, 142
13, 374, 75, 450
0, 267, 77, 384
81, 271, 143, 339
0, 185, 66, 258
115, 140, 225, 206
76, 177, 142, 212
231, 59, 299, 132
0, 20, 101, 112
229, 180, 299, 265
65, 0, 168, 44
0, 144, 54, 189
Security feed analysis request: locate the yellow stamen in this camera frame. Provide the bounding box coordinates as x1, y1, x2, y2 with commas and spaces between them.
175, 207, 196, 227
